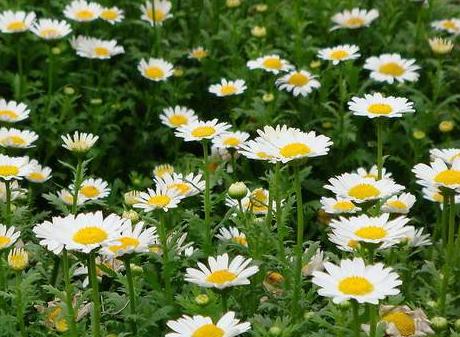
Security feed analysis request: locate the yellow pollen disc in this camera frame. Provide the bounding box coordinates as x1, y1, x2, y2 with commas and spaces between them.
147, 9, 166, 22
206, 269, 237, 284
5, 135, 26, 146
288, 72, 309, 86
147, 195, 171, 207
101, 9, 118, 20
55, 319, 69, 333
169, 182, 191, 195
347, 240, 359, 249
40, 28, 59, 38
434, 169, 460, 185
433, 192, 444, 203
379, 62, 405, 76
348, 184, 380, 200
220, 85, 237, 96
72, 227, 108, 245
232, 236, 247, 246
192, 50, 208, 59
382, 312, 416, 337
442, 20, 458, 30
191, 126, 216, 138
145, 66, 165, 80
154, 165, 174, 177
80, 185, 100, 198
279, 142, 311, 158
0, 165, 19, 176
329, 50, 349, 60
192, 324, 225, 337
387, 200, 407, 209
333, 200, 355, 211
355, 226, 387, 240
169, 114, 188, 127
94, 47, 110, 57
0, 110, 18, 120
345, 17, 365, 27
367, 103, 393, 115
76, 9, 94, 20
262, 57, 282, 69
7, 21, 26, 31
223, 136, 240, 147
28, 172, 45, 181
338, 276, 374, 295
109, 236, 140, 253
0, 236, 11, 248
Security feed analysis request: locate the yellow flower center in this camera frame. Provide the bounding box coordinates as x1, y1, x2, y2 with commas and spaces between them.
7, 21, 26, 31
169, 182, 191, 195
338, 276, 374, 295
232, 236, 247, 246
192, 49, 208, 59
73, 227, 108, 245
387, 200, 407, 210
40, 28, 59, 38
147, 195, 171, 207
0, 110, 18, 120
191, 126, 216, 138
109, 236, 140, 253
0, 165, 19, 177
223, 136, 240, 147
279, 142, 311, 158
94, 47, 110, 57
433, 192, 444, 203
55, 318, 69, 333
147, 9, 166, 22
220, 85, 237, 96
333, 200, 355, 211
5, 135, 26, 146
101, 9, 118, 21
345, 17, 365, 27
288, 72, 309, 86
206, 269, 237, 284
262, 57, 282, 69
442, 20, 458, 30
9, 253, 27, 270
348, 240, 359, 249
192, 324, 225, 337
329, 50, 349, 60
382, 311, 416, 337
367, 103, 393, 115
75, 9, 95, 20
434, 169, 460, 185
348, 184, 380, 200
379, 62, 405, 76
355, 226, 387, 240
28, 172, 45, 181
0, 236, 11, 249
145, 66, 165, 80
154, 165, 174, 177
80, 185, 100, 198
169, 114, 188, 127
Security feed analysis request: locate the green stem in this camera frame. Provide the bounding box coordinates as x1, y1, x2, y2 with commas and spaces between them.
274, 163, 285, 261
158, 211, 173, 302
352, 300, 360, 337
62, 250, 78, 337
368, 304, 377, 337
439, 193, 455, 314
0, 252, 5, 311
376, 119, 384, 180
5, 180, 11, 227
213, 0, 220, 34
88, 251, 102, 337
220, 290, 228, 313
292, 163, 304, 319
16, 41, 23, 99
124, 257, 137, 335
441, 195, 449, 249
202, 141, 212, 254
15, 272, 26, 337
46, 45, 54, 116
72, 158, 84, 214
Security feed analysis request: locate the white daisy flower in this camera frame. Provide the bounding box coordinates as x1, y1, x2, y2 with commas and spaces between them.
0, 224, 20, 250
188, 46, 209, 61
275, 70, 320, 97
0, 127, 38, 149
331, 8, 379, 30
138, 58, 174, 82
404, 227, 431, 247
70, 35, 125, 59
312, 257, 401, 304
320, 197, 361, 214
212, 131, 250, 149
382, 193, 416, 214
246, 54, 294, 74
0, 99, 30, 123
428, 37, 454, 54
348, 93, 415, 118
356, 165, 392, 180
216, 227, 248, 247
0, 10, 35, 33
430, 148, 460, 165
238, 139, 276, 162
100, 6, 124, 24
134, 185, 183, 212
63, 0, 102, 22
61, 131, 98, 153
175, 119, 231, 142
76, 177, 110, 200
317, 44, 360, 65
160, 106, 198, 129
25, 159, 52, 183
0, 155, 31, 180
57, 188, 86, 206
226, 188, 275, 215
153, 164, 174, 178
209, 79, 247, 97
30, 19, 72, 40
166, 311, 251, 337
74, 256, 123, 287
140, 0, 173, 26
431, 19, 460, 35
155, 172, 205, 198
0, 181, 26, 201
413, 158, 460, 191
185, 253, 259, 289
302, 247, 326, 277
364, 54, 420, 84
324, 173, 404, 203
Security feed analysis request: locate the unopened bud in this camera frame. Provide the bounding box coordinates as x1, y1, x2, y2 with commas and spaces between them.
228, 182, 248, 200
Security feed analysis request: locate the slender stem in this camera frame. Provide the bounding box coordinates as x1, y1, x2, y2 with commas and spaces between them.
292, 163, 304, 319
441, 194, 449, 249
88, 251, 102, 337
15, 272, 26, 337
352, 300, 360, 337
5, 180, 11, 227
202, 141, 212, 254
72, 158, 84, 214
439, 193, 455, 314
124, 257, 137, 335
220, 290, 228, 313
158, 211, 172, 302
0, 251, 5, 311
376, 119, 384, 180
62, 250, 78, 337
274, 163, 285, 261
16, 41, 23, 99
213, 0, 220, 34
368, 304, 377, 337
46, 44, 54, 116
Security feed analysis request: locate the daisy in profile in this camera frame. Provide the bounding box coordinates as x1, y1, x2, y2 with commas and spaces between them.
431, 19, 460, 35
331, 8, 379, 30
61, 131, 98, 153
185, 253, 258, 289
317, 44, 360, 65
413, 158, 460, 191
0, 181, 26, 201
246, 54, 293, 74
175, 119, 231, 142
324, 173, 404, 203
26, 159, 52, 183
382, 193, 416, 214
348, 93, 415, 118
356, 165, 392, 180
76, 178, 110, 200
0, 155, 31, 180
364, 54, 420, 84
31, 19, 72, 40
275, 70, 320, 97
0, 128, 38, 149
70, 36, 125, 59
33, 211, 125, 254
155, 172, 204, 198
134, 185, 183, 212
320, 197, 361, 214
63, 0, 102, 22
0, 11, 36, 33
312, 257, 401, 304
100, 6, 124, 24
216, 227, 248, 247
140, 0, 173, 26
238, 139, 275, 162
428, 37, 454, 55
8, 247, 28, 271
153, 164, 174, 178
209, 79, 247, 97
430, 148, 460, 165
0, 224, 20, 250
138, 58, 174, 82
188, 46, 209, 61
73, 255, 123, 287
302, 247, 326, 277
0, 99, 30, 123
160, 106, 197, 129
212, 131, 250, 150
166, 311, 251, 337
226, 188, 275, 215
405, 227, 431, 247
57, 188, 86, 206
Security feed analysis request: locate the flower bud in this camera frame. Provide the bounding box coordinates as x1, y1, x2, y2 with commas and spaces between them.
251, 26, 266, 38
124, 191, 141, 206
439, 120, 454, 133
412, 130, 426, 140
431, 316, 448, 330
64, 86, 75, 95
228, 182, 248, 200
122, 210, 139, 223
195, 294, 209, 305
338, 300, 351, 309
262, 93, 274, 102
173, 67, 184, 77
310, 60, 321, 68
269, 326, 282, 335
226, 0, 241, 8
255, 4, 268, 12
454, 319, 460, 331
8, 247, 29, 271
51, 47, 61, 55
90, 98, 103, 105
